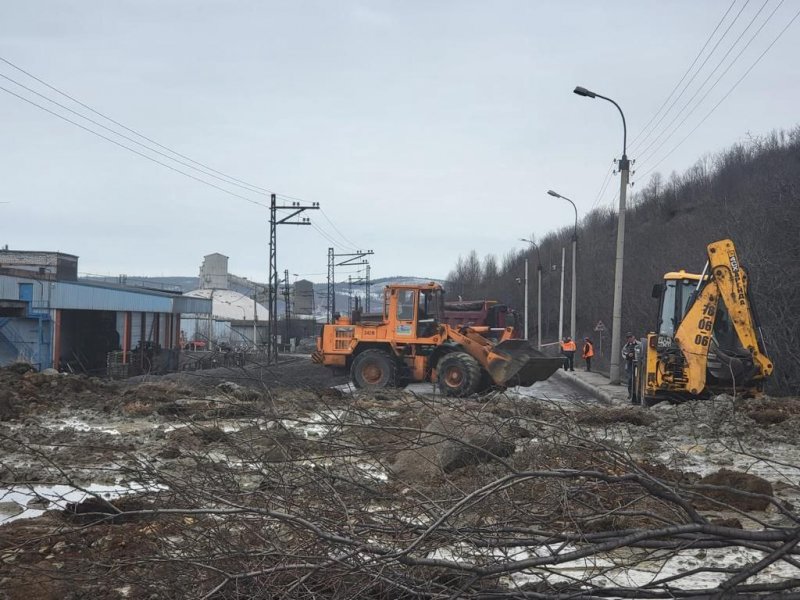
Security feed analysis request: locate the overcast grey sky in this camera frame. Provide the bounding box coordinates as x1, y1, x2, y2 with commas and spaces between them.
1, 1, 798, 283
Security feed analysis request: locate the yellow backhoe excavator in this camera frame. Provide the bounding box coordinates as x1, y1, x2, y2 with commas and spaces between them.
312, 282, 563, 396
632, 239, 773, 407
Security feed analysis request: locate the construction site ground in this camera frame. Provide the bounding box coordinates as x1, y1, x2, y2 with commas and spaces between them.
1, 358, 799, 598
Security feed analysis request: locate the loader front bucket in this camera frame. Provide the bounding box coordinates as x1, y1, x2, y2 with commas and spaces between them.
486, 340, 564, 388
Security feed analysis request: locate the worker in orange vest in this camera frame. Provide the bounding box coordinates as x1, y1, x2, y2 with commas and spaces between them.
582, 337, 595, 372
560, 336, 576, 371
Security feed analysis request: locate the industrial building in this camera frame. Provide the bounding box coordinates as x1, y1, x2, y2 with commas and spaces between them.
180, 253, 321, 350
0, 249, 211, 375
180, 253, 270, 348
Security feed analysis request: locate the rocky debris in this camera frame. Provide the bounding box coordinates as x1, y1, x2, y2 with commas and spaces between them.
575, 406, 656, 426
26, 495, 50, 509
740, 396, 800, 425
0, 502, 23, 517
64, 495, 153, 525
216, 381, 261, 401
0, 388, 20, 421
694, 469, 774, 511
390, 411, 518, 481
709, 517, 744, 528
2, 361, 800, 599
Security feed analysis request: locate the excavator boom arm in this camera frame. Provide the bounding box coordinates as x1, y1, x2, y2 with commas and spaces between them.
706, 239, 772, 378
674, 239, 772, 395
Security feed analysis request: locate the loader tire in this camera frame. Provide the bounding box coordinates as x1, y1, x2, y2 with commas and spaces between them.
437, 352, 482, 397
352, 349, 396, 390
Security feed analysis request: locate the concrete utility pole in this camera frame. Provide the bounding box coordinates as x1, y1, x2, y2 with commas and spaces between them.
573, 85, 629, 384
558, 246, 565, 342
365, 263, 371, 312
283, 269, 291, 349
520, 238, 543, 349
524, 257, 529, 340
547, 190, 578, 340
537, 261, 542, 349
252, 281, 258, 348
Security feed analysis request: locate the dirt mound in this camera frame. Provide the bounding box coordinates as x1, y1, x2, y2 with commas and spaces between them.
636, 460, 700, 485
694, 469, 774, 511
575, 407, 656, 426
504, 443, 695, 531
0, 388, 20, 420
64, 495, 155, 525
740, 396, 800, 425
136, 357, 347, 390
0, 365, 116, 417
390, 410, 518, 481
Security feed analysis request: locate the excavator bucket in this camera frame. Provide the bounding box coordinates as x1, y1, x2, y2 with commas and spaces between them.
486, 340, 564, 387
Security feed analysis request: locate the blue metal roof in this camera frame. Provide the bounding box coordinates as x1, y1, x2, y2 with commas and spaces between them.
0, 275, 211, 314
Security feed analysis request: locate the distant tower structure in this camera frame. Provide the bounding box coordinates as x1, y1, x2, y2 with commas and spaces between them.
199, 253, 229, 290
294, 279, 315, 315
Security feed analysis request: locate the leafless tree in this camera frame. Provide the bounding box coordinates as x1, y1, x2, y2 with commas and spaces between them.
2, 366, 799, 598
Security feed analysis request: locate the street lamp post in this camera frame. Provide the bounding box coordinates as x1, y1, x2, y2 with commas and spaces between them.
574, 85, 629, 384
520, 238, 543, 350
559, 247, 565, 341
547, 190, 578, 341
524, 257, 528, 341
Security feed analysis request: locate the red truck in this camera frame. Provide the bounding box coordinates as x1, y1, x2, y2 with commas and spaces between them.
443, 300, 522, 339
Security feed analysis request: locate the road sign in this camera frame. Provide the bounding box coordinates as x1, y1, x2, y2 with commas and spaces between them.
594, 320, 606, 332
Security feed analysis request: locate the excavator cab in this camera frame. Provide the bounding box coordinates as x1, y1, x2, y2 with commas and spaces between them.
654, 273, 702, 343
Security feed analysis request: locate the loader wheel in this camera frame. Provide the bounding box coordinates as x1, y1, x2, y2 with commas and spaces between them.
352, 349, 396, 390
437, 352, 482, 397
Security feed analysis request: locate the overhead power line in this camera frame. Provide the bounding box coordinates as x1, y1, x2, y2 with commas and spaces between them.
0, 55, 369, 252
590, 164, 615, 212
636, 3, 800, 181
0, 71, 275, 198
0, 83, 270, 208
310, 222, 356, 252
629, 0, 739, 151
320, 208, 360, 251
635, 0, 777, 163
630, 0, 753, 154
0, 55, 274, 198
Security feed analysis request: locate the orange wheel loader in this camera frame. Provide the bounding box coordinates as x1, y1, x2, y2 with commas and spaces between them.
312, 282, 562, 397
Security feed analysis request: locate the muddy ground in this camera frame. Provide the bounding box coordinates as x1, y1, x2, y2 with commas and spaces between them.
1, 361, 800, 599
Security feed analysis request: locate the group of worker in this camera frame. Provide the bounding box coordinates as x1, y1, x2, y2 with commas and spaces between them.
560, 332, 643, 396
558, 336, 594, 372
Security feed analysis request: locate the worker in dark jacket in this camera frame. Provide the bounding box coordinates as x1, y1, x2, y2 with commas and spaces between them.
560, 336, 576, 371
582, 337, 594, 372
622, 332, 642, 398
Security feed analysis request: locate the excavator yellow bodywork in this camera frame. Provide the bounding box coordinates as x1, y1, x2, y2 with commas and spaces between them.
633, 239, 773, 406
312, 282, 563, 396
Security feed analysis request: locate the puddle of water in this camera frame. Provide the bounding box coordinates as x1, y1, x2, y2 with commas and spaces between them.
429, 542, 800, 591
55, 416, 122, 436
0, 482, 163, 525
280, 408, 372, 438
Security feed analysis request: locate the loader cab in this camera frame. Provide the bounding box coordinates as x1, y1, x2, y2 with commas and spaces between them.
385, 283, 444, 339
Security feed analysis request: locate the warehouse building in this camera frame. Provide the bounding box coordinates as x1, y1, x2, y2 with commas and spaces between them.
0, 249, 211, 375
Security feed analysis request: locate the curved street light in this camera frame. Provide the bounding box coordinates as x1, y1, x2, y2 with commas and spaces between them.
574, 85, 629, 385
519, 238, 543, 350
547, 190, 578, 341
